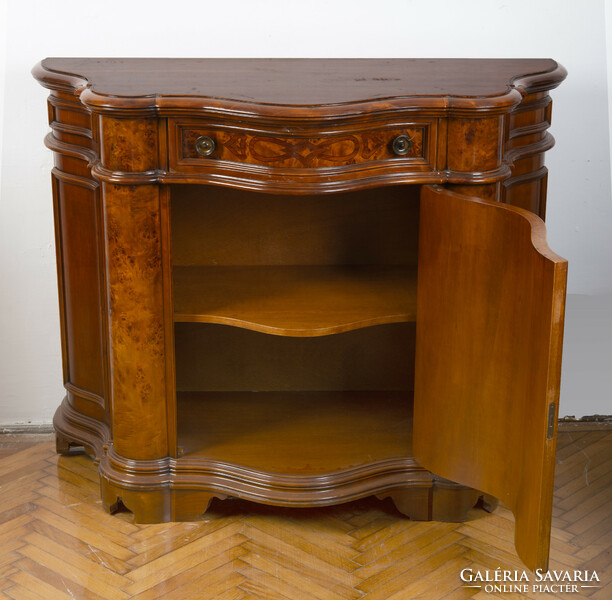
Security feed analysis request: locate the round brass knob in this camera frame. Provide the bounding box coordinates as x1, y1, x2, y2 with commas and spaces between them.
195, 135, 216, 157
392, 135, 412, 156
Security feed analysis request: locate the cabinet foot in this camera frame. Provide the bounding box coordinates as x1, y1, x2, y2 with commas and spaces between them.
55, 431, 84, 455
379, 487, 432, 520
430, 478, 487, 522
100, 476, 225, 523
381, 478, 495, 522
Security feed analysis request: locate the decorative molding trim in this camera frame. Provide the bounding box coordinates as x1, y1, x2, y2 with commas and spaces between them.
50, 121, 94, 141
45, 133, 98, 167
53, 397, 109, 459
91, 162, 511, 193
52, 166, 99, 190
504, 132, 556, 166
502, 166, 549, 190
508, 119, 551, 141
64, 382, 105, 408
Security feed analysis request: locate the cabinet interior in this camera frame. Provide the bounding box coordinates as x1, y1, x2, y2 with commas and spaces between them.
170, 184, 420, 473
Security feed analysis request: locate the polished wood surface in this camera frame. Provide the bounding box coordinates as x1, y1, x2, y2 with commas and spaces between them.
33, 58, 567, 572
0, 428, 609, 599
34, 58, 565, 197
414, 186, 567, 570
177, 391, 412, 472
173, 266, 417, 336
35, 58, 564, 114
176, 121, 427, 169
102, 182, 172, 461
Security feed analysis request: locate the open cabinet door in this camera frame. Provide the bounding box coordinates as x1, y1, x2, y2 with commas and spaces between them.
414, 185, 567, 571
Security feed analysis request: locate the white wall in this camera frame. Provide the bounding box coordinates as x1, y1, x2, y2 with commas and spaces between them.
0, 0, 610, 423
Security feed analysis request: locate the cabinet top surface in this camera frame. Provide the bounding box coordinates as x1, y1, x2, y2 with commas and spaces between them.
34, 58, 565, 116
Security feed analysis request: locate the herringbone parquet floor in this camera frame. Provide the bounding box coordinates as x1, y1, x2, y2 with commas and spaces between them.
0, 425, 609, 599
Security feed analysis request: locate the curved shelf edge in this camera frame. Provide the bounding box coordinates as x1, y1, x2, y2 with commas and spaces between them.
172, 265, 418, 337
173, 313, 415, 337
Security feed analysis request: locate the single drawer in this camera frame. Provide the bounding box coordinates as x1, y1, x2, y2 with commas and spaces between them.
168, 119, 435, 172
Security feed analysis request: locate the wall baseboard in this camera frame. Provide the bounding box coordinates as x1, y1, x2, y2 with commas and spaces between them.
1, 417, 611, 436
558, 414, 612, 431
0, 424, 54, 434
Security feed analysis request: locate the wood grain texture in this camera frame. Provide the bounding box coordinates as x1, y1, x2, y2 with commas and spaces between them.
447, 117, 502, 173
100, 117, 158, 172
53, 173, 105, 402
176, 391, 413, 472
173, 265, 417, 336
33, 58, 566, 116
414, 185, 567, 571
176, 123, 427, 169
53, 393, 477, 523
33, 58, 568, 571
46, 89, 110, 426
34, 58, 566, 197
102, 183, 171, 460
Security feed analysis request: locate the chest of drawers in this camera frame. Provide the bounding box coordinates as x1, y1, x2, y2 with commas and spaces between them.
34, 58, 567, 570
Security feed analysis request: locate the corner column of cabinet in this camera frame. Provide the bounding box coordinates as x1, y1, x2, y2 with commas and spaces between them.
96, 115, 175, 462
443, 114, 504, 202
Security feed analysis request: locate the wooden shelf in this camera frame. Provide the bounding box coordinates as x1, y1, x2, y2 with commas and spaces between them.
177, 391, 413, 474
173, 265, 417, 336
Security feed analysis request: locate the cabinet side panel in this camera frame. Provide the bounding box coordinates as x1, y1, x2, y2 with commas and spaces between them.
503, 93, 554, 219
53, 173, 106, 413
414, 186, 566, 571
46, 88, 109, 423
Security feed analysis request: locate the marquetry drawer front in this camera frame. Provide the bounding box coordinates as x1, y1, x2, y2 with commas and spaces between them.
169, 120, 433, 171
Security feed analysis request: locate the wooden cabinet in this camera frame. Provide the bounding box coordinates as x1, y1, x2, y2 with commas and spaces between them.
33, 58, 567, 571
